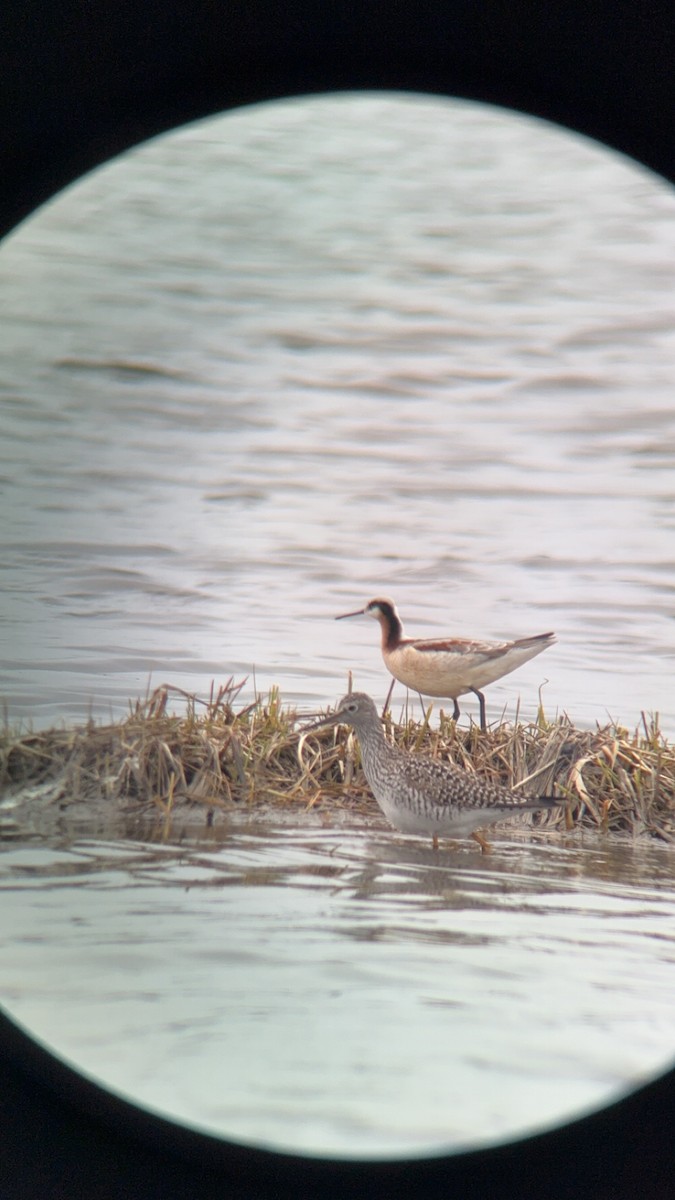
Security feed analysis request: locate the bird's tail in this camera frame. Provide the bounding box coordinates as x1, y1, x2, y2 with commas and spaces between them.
521, 796, 560, 811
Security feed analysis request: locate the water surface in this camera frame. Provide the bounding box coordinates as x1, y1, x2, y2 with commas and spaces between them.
1, 93, 674, 731
1, 820, 674, 1158
1, 92, 674, 1161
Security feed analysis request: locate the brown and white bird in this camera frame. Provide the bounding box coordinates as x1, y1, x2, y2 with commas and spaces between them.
302, 691, 559, 849
336, 597, 555, 731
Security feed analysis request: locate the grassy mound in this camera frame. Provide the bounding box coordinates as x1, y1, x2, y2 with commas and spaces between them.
1, 679, 673, 842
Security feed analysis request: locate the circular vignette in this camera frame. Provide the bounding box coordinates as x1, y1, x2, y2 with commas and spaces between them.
2, 2, 675, 1198
1, 1005, 675, 1199
2, 1, 675, 235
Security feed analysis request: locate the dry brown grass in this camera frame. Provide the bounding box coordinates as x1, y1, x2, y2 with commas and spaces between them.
1, 680, 673, 841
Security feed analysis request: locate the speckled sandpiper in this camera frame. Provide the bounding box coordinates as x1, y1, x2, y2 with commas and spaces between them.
336, 597, 555, 731
302, 691, 559, 850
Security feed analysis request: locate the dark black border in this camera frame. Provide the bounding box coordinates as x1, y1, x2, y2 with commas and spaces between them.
2, 2, 675, 1196
3, 0, 675, 239
2, 1006, 675, 1199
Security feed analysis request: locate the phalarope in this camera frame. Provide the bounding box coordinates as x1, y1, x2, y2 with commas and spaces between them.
303, 691, 559, 849
336, 597, 555, 731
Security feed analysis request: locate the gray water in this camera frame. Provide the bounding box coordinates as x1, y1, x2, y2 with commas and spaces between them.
1, 92, 675, 731
1, 93, 675, 1159
1, 822, 674, 1158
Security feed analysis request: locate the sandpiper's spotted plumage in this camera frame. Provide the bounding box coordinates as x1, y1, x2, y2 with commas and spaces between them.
336, 597, 555, 731
303, 691, 559, 849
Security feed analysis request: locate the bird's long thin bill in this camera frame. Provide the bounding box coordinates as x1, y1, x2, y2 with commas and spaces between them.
297, 712, 341, 733
335, 608, 366, 620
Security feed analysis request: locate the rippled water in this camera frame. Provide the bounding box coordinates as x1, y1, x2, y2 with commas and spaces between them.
1, 821, 674, 1158
1, 93, 675, 732
1, 93, 675, 1161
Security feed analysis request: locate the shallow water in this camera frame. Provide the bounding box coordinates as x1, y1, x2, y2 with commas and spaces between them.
1, 93, 675, 732
1, 92, 675, 1162
1, 819, 674, 1158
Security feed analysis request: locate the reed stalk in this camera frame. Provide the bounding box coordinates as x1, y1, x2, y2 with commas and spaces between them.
1, 680, 673, 842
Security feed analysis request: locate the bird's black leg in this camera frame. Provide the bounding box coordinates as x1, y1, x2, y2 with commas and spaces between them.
452, 698, 461, 723
382, 677, 395, 716
469, 687, 487, 732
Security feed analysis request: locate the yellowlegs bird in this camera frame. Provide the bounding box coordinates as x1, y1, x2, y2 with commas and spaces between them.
303, 692, 559, 850
336, 597, 555, 731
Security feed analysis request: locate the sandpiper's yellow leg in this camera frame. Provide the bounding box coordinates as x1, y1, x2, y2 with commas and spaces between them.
471, 830, 492, 854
